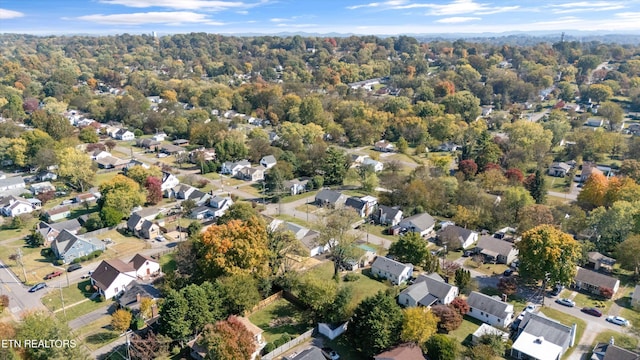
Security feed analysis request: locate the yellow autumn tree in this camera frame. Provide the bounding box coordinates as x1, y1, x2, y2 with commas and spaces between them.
577, 172, 609, 209
197, 216, 269, 279
400, 307, 439, 347
111, 309, 132, 333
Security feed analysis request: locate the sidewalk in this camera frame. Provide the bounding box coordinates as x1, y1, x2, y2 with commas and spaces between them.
53, 298, 90, 313
68, 303, 114, 330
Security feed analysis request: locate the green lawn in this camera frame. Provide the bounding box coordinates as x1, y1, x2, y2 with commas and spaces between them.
464, 259, 509, 276
545, 174, 570, 192
55, 299, 111, 323
92, 171, 119, 187
248, 298, 310, 343
0, 217, 38, 241
275, 214, 315, 229
279, 191, 318, 204
449, 315, 486, 345
72, 315, 119, 351
363, 224, 399, 242
42, 280, 97, 311
593, 330, 638, 350
571, 292, 611, 314
539, 307, 587, 360
619, 305, 640, 333
160, 253, 177, 273
326, 335, 366, 360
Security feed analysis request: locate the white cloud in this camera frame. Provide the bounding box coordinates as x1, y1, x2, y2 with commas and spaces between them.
436, 16, 480, 23
551, 1, 625, 14
75, 11, 214, 25
347, 0, 519, 16
270, 18, 288, 22
99, 0, 265, 11
0, 8, 24, 19
236, 10, 249, 14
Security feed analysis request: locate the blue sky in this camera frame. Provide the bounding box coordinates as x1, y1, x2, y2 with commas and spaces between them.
1, 0, 640, 35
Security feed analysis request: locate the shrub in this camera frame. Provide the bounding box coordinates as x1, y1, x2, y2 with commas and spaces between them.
40, 248, 53, 257
99, 295, 106, 302
133, 129, 143, 137
343, 273, 361, 282
264, 342, 276, 354
0, 294, 9, 310
279, 333, 291, 343
54, 259, 64, 266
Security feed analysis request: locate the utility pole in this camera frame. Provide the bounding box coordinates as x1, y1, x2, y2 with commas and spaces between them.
59, 282, 66, 317
17, 248, 27, 283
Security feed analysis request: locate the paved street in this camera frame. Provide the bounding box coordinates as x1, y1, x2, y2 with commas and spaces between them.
0, 259, 47, 319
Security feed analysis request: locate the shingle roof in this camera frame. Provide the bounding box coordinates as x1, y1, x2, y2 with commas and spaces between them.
284, 347, 326, 360
438, 225, 476, 246
52, 229, 103, 256
377, 205, 402, 219
0, 176, 25, 189
518, 312, 573, 350
374, 343, 426, 360
91, 259, 136, 291
575, 267, 619, 290
399, 212, 435, 232
467, 291, 513, 319
127, 213, 143, 230
399, 273, 457, 306
345, 197, 366, 211
372, 256, 412, 278
129, 253, 157, 271
587, 252, 616, 266
477, 235, 515, 257
117, 281, 161, 307
593, 343, 640, 360
261, 155, 277, 165
315, 189, 343, 204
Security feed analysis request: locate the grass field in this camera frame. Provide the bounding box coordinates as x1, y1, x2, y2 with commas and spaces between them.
464, 259, 510, 276
248, 298, 310, 343
42, 280, 96, 312
159, 253, 177, 273
55, 298, 110, 323
0, 217, 38, 242
74, 316, 119, 351
449, 315, 486, 344
279, 191, 318, 204
571, 292, 611, 314
593, 330, 638, 350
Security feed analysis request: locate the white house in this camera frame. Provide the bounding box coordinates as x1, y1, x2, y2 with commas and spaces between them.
90, 150, 112, 161
374, 140, 394, 152
160, 172, 180, 192
267, 218, 325, 257
152, 132, 167, 141
0, 176, 25, 192
472, 324, 509, 345
210, 195, 234, 217
115, 129, 135, 141
437, 224, 478, 250
373, 205, 403, 226
284, 178, 308, 195
371, 256, 413, 285
129, 254, 160, 279
398, 212, 436, 237
91, 259, 137, 300
466, 291, 515, 327
221, 160, 251, 176
0, 196, 36, 217
398, 273, 459, 307
511, 312, 577, 360
259, 155, 277, 169
362, 157, 384, 172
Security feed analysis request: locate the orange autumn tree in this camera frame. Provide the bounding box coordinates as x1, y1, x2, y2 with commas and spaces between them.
197, 216, 269, 279
199, 316, 256, 360
577, 172, 609, 210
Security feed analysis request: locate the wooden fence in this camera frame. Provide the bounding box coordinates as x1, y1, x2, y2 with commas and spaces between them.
244, 291, 283, 316
261, 329, 314, 360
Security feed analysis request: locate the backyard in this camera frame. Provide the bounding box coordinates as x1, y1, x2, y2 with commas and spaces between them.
248, 298, 310, 343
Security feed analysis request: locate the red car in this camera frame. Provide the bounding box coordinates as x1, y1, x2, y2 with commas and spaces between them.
44, 271, 63, 280
581, 307, 603, 317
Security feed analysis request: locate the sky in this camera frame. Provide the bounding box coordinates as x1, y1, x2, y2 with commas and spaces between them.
2, 0, 640, 36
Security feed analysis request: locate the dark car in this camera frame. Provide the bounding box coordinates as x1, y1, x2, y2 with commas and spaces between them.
550, 285, 564, 296
581, 307, 603, 317
29, 282, 47, 292
67, 264, 82, 272
503, 269, 514, 276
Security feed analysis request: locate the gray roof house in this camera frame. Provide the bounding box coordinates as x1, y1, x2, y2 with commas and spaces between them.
372, 205, 403, 226
466, 291, 515, 327
511, 312, 577, 360
284, 346, 326, 360
116, 280, 161, 312
592, 341, 640, 360
371, 256, 414, 285
267, 218, 324, 257
437, 225, 478, 250
0, 176, 25, 192
476, 235, 518, 265
315, 189, 346, 208
587, 252, 616, 271
51, 229, 106, 264
573, 267, 620, 298
260, 155, 277, 169
398, 273, 459, 307
344, 196, 377, 217
398, 212, 436, 237
548, 162, 572, 177
284, 178, 309, 196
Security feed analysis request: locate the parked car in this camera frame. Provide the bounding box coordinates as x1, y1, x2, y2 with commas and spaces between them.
156, 235, 166, 242
463, 250, 473, 257
29, 282, 47, 292
581, 307, 603, 317
555, 298, 576, 307
321, 347, 340, 360
81, 271, 93, 279
524, 304, 537, 313
550, 285, 564, 296
67, 264, 82, 272
606, 316, 630, 326
503, 269, 514, 276
44, 271, 63, 280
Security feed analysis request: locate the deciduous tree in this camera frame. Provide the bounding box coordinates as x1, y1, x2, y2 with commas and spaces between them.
615, 235, 640, 277
431, 305, 462, 333
400, 307, 438, 346
144, 176, 162, 205
199, 316, 256, 360
159, 289, 191, 340
425, 334, 459, 360
497, 276, 518, 296
99, 174, 146, 215
317, 208, 362, 279
111, 309, 132, 333
388, 232, 430, 267
347, 291, 403, 358
450, 297, 470, 316
57, 147, 95, 192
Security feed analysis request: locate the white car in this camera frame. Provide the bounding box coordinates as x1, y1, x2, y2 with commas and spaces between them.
606, 316, 630, 326
555, 298, 576, 307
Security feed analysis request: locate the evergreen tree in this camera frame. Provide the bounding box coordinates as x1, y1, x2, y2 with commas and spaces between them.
529, 169, 547, 204
347, 291, 403, 357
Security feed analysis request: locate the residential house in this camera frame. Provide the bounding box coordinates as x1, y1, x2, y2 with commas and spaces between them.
437, 142, 460, 152
284, 346, 326, 360
189, 148, 216, 163
45, 205, 71, 222
573, 267, 620, 298
75, 192, 98, 204
36, 219, 82, 245
345, 196, 377, 217
466, 291, 515, 327
210, 195, 234, 217
135, 138, 160, 150
164, 184, 196, 199
371, 256, 414, 285
284, 178, 308, 195
632, 285, 640, 310
51, 229, 106, 264
127, 214, 160, 240
115, 129, 135, 141
315, 189, 346, 208
374, 140, 394, 152
476, 235, 518, 265
116, 280, 161, 315
160, 171, 180, 192
0, 196, 36, 217
185, 189, 211, 206
129, 253, 160, 279
91, 259, 137, 300
37, 171, 57, 181
372, 205, 403, 226
471, 324, 509, 345
237, 166, 265, 182
585, 118, 604, 128
190, 206, 214, 220
398, 273, 459, 307
151, 132, 167, 141
260, 155, 277, 169
0, 176, 25, 192
267, 218, 324, 257
235, 316, 266, 360
362, 157, 384, 172
374, 343, 427, 360
398, 212, 436, 237
173, 139, 189, 146
95, 155, 129, 170
350, 154, 368, 164
159, 143, 185, 155
481, 106, 493, 117
220, 159, 251, 176
587, 252, 616, 271
437, 224, 478, 250
548, 162, 572, 177
581, 162, 604, 182
30, 181, 55, 195
511, 312, 577, 360
591, 341, 639, 360
90, 150, 112, 160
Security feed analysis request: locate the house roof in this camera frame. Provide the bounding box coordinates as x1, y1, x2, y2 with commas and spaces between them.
377, 205, 402, 219
399, 212, 435, 232
375, 140, 393, 148
592, 343, 639, 360
96, 155, 129, 167
345, 197, 367, 211
127, 213, 143, 230
117, 281, 161, 307
467, 291, 513, 319
0, 176, 25, 188
52, 229, 103, 257
91, 259, 136, 291
374, 343, 426, 360
160, 144, 185, 153
235, 316, 263, 336
477, 235, 516, 257
512, 332, 563, 360
46, 205, 71, 216
48, 219, 82, 233
140, 220, 157, 232
315, 189, 344, 204
372, 256, 412, 278
550, 162, 572, 172
284, 347, 326, 360
518, 312, 573, 350
284, 178, 309, 188
587, 252, 616, 266
261, 155, 277, 165
438, 225, 476, 244
575, 267, 619, 290
473, 323, 509, 340
399, 273, 457, 306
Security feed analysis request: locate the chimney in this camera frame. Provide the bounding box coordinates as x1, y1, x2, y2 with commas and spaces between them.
502, 294, 508, 302
136, 293, 141, 303
569, 323, 577, 347
609, 336, 614, 345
